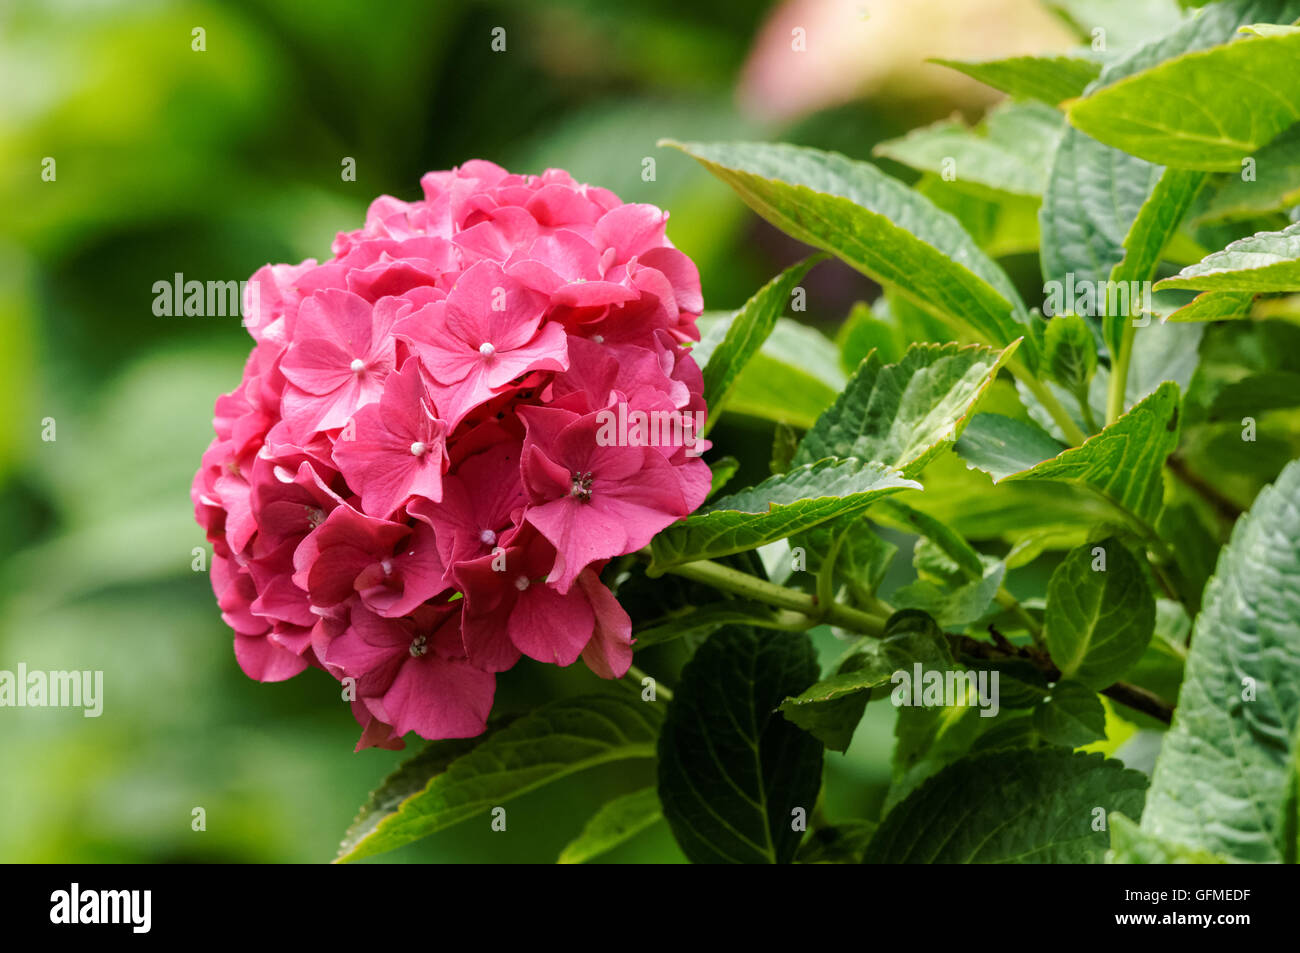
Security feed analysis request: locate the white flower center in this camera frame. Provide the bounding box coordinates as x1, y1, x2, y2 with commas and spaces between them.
514, 575, 530, 591
349, 358, 365, 373
410, 441, 426, 456
478, 341, 496, 357
380, 559, 393, 576
479, 528, 497, 546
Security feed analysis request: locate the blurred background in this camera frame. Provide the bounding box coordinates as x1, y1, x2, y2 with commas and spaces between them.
0, 0, 1184, 862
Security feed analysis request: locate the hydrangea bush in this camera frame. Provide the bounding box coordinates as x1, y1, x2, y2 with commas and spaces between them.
197, 0, 1300, 865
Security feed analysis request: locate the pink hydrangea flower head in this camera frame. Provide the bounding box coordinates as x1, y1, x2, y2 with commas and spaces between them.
193, 162, 707, 749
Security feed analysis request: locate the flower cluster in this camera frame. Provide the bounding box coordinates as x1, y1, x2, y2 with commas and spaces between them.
193, 162, 710, 749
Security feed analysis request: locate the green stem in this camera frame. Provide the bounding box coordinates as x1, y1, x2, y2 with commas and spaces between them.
1076, 388, 1100, 436
995, 587, 1045, 649
1015, 365, 1088, 446
1106, 321, 1136, 425
626, 664, 673, 701
645, 552, 888, 636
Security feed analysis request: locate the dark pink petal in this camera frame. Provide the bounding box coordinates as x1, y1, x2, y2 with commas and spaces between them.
234, 631, 308, 682
508, 580, 593, 666
577, 570, 634, 679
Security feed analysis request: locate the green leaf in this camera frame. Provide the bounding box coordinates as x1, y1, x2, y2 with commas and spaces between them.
796, 820, 878, 863
836, 300, 903, 369
1067, 29, 1300, 171
695, 315, 845, 428
706, 455, 739, 500
874, 497, 986, 579
788, 514, 897, 607
1140, 459, 1300, 862
1107, 813, 1227, 863
793, 341, 1020, 478
1034, 680, 1108, 746
1040, 128, 1165, 298
658, 626, 823, 864
873, 101, 1063, 198
1047, 0, 1186, 53
1044, 538, 1157, 688
661, 139, 1037, 370
1157, 503, 1219, 615
1001, 381, 1181, 529
1208, 369, 1300, 418
1103, 168, 1207, 355
1039, 0, 1299, 350
1044, 313, 1098, 395
334, 695, 661, 863
337, 734, 494, 863
769, 421, 799, 475
558, 787, 662, 864
779, 610, 950, 752
698, 255, 826, 431
971, 714, 1040, 752
928, 54, 1102, 105
1120, 320, 1205, 412
1163, 289, 1257, 322
1155, 221, 1300, 292
954, 413, 1065, 481
1240, 21, 1300, 35
915, 174, 1042, 258
893, 560, 1006, 628
864, 749, 1148, 863
1199, 124, 1300, 222
648, 457, 919, 571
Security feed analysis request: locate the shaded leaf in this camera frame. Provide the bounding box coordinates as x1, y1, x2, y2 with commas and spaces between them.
558, 787, 662, 864
658, 626, 822, 864
1044, 538, 1156, 688
865, 748, 1148, 863
779, 610, 950, 752
955, 413, 1065, 481
335, 695, 661, 863
1034, 680, 1108, 747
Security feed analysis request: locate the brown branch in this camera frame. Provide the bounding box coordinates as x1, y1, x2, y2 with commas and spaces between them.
951, 634, 1174, 726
